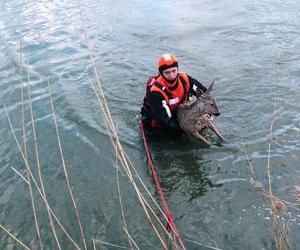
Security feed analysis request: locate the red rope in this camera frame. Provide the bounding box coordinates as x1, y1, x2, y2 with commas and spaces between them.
140, 122, 186, 248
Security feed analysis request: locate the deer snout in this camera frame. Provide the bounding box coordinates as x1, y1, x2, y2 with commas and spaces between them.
214, 112, 220, 116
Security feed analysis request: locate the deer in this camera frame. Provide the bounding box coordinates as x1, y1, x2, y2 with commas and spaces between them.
177, 82, 227, 147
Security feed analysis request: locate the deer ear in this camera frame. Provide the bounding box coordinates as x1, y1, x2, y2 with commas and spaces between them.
195, 88, 204, 98
205, 81, 214, 95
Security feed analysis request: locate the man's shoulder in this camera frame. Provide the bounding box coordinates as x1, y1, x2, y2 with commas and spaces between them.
149, 87, 165, 98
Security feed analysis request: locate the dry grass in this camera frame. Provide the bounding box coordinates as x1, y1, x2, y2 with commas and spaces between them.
0, 224, 31, 250
0, 2, 232, 250
1, 3, 186, 250
241, 139, 291, 250
3, 104, 82, 250
27, 55, 61, 249
47, 71, 87, 250
19, 42, 43, 250
240, 59, 295, 250
77, 0, 186, 248
294, 186, 300, 204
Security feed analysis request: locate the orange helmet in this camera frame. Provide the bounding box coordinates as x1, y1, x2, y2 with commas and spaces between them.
157, 53, 178, 74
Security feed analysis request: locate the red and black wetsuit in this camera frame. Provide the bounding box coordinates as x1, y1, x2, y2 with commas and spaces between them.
141, 72, 207, 131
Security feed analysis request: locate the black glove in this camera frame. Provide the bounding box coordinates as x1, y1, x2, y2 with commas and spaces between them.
167, 119, 182, 131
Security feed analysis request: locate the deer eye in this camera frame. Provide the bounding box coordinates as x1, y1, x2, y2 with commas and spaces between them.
210, 103, 214, 106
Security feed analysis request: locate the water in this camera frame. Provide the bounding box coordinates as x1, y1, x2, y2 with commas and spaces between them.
1, 0, 300, 249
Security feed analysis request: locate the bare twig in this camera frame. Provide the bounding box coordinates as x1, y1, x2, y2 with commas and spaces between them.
122, 227, 140, 250
90, 76, 177, 244
19, 41, 43, 250
267, 56, 290, 250
10, 167, 29, 185
4, 105, 81, 250
243, 56, 290, 250
77, 2, 174, 248
0, 224, 31, 250
46, 71, 87, 250
121, 148, 182, 241
115, 138, 134, 249
185, 239, 223, 250
89, 76, 169, 249
26, 59, 61, 249
294, 186, 300, 204
94, 238, 138, 250
93, 238, 96, 250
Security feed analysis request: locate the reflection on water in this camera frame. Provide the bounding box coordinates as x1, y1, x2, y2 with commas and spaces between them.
148, 136, 222, 202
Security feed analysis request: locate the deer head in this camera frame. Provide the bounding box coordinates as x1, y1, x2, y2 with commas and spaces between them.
193, 81, 220, 117
177, 81, 227, 146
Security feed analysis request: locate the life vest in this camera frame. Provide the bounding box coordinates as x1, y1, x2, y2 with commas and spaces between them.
141, 72, 190, 129
147, 72, 190, 112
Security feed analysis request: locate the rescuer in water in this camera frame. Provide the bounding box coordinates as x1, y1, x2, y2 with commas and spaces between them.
141, 53, 207, 133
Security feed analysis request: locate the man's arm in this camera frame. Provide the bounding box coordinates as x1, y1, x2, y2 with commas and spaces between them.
187, 75, 207, 97
148, 92, 182, 131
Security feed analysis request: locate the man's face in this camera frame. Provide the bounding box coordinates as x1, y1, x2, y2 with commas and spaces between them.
162, 67, 178, 82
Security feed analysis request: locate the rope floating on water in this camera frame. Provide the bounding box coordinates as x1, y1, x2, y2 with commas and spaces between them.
140, 122, 186, 249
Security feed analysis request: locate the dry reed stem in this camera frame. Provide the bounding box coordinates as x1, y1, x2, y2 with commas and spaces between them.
0, 224, 31, 250
185, 239, 222, 250
121, 148, 189, 250
26, 60, 61, 249
131, 181, 169, 249
267, 92, 275, 213
139, 190, 171, 233
19, 43, 44, 250
89, 75, 177, 243
243, 58, 290, 250
122, 227, 140, 250
248, 180, 297, 215
78, 2, 185, 248
79, 13, 174, 250
115, 139, 134, 250
4, 105, 81, 250
116, 149, 169, 249
117, 138, 178, 244
172, 234, 179, 250
294, 186, 300, 204
10, 167, 30, 185
112, 126, 183, 243
241, 138, 290, 250
116, 168, 133, 248
46, 72, 87, 250
241, 139, 269, 207
122, 148, 180, 239
88, 46, 183, 247
117, 144, 170, 248
89, 76, 170, 246
94, 238, 138, 249
89, 76, 170, 249
93, 239, 96, 250
266, 59, 290, 250
240, 138, 257, 182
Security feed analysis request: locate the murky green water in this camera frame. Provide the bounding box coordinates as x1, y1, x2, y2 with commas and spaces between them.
1, 0, 300, 249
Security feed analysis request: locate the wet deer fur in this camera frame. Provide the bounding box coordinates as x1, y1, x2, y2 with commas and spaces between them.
177, 82, 227, 147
